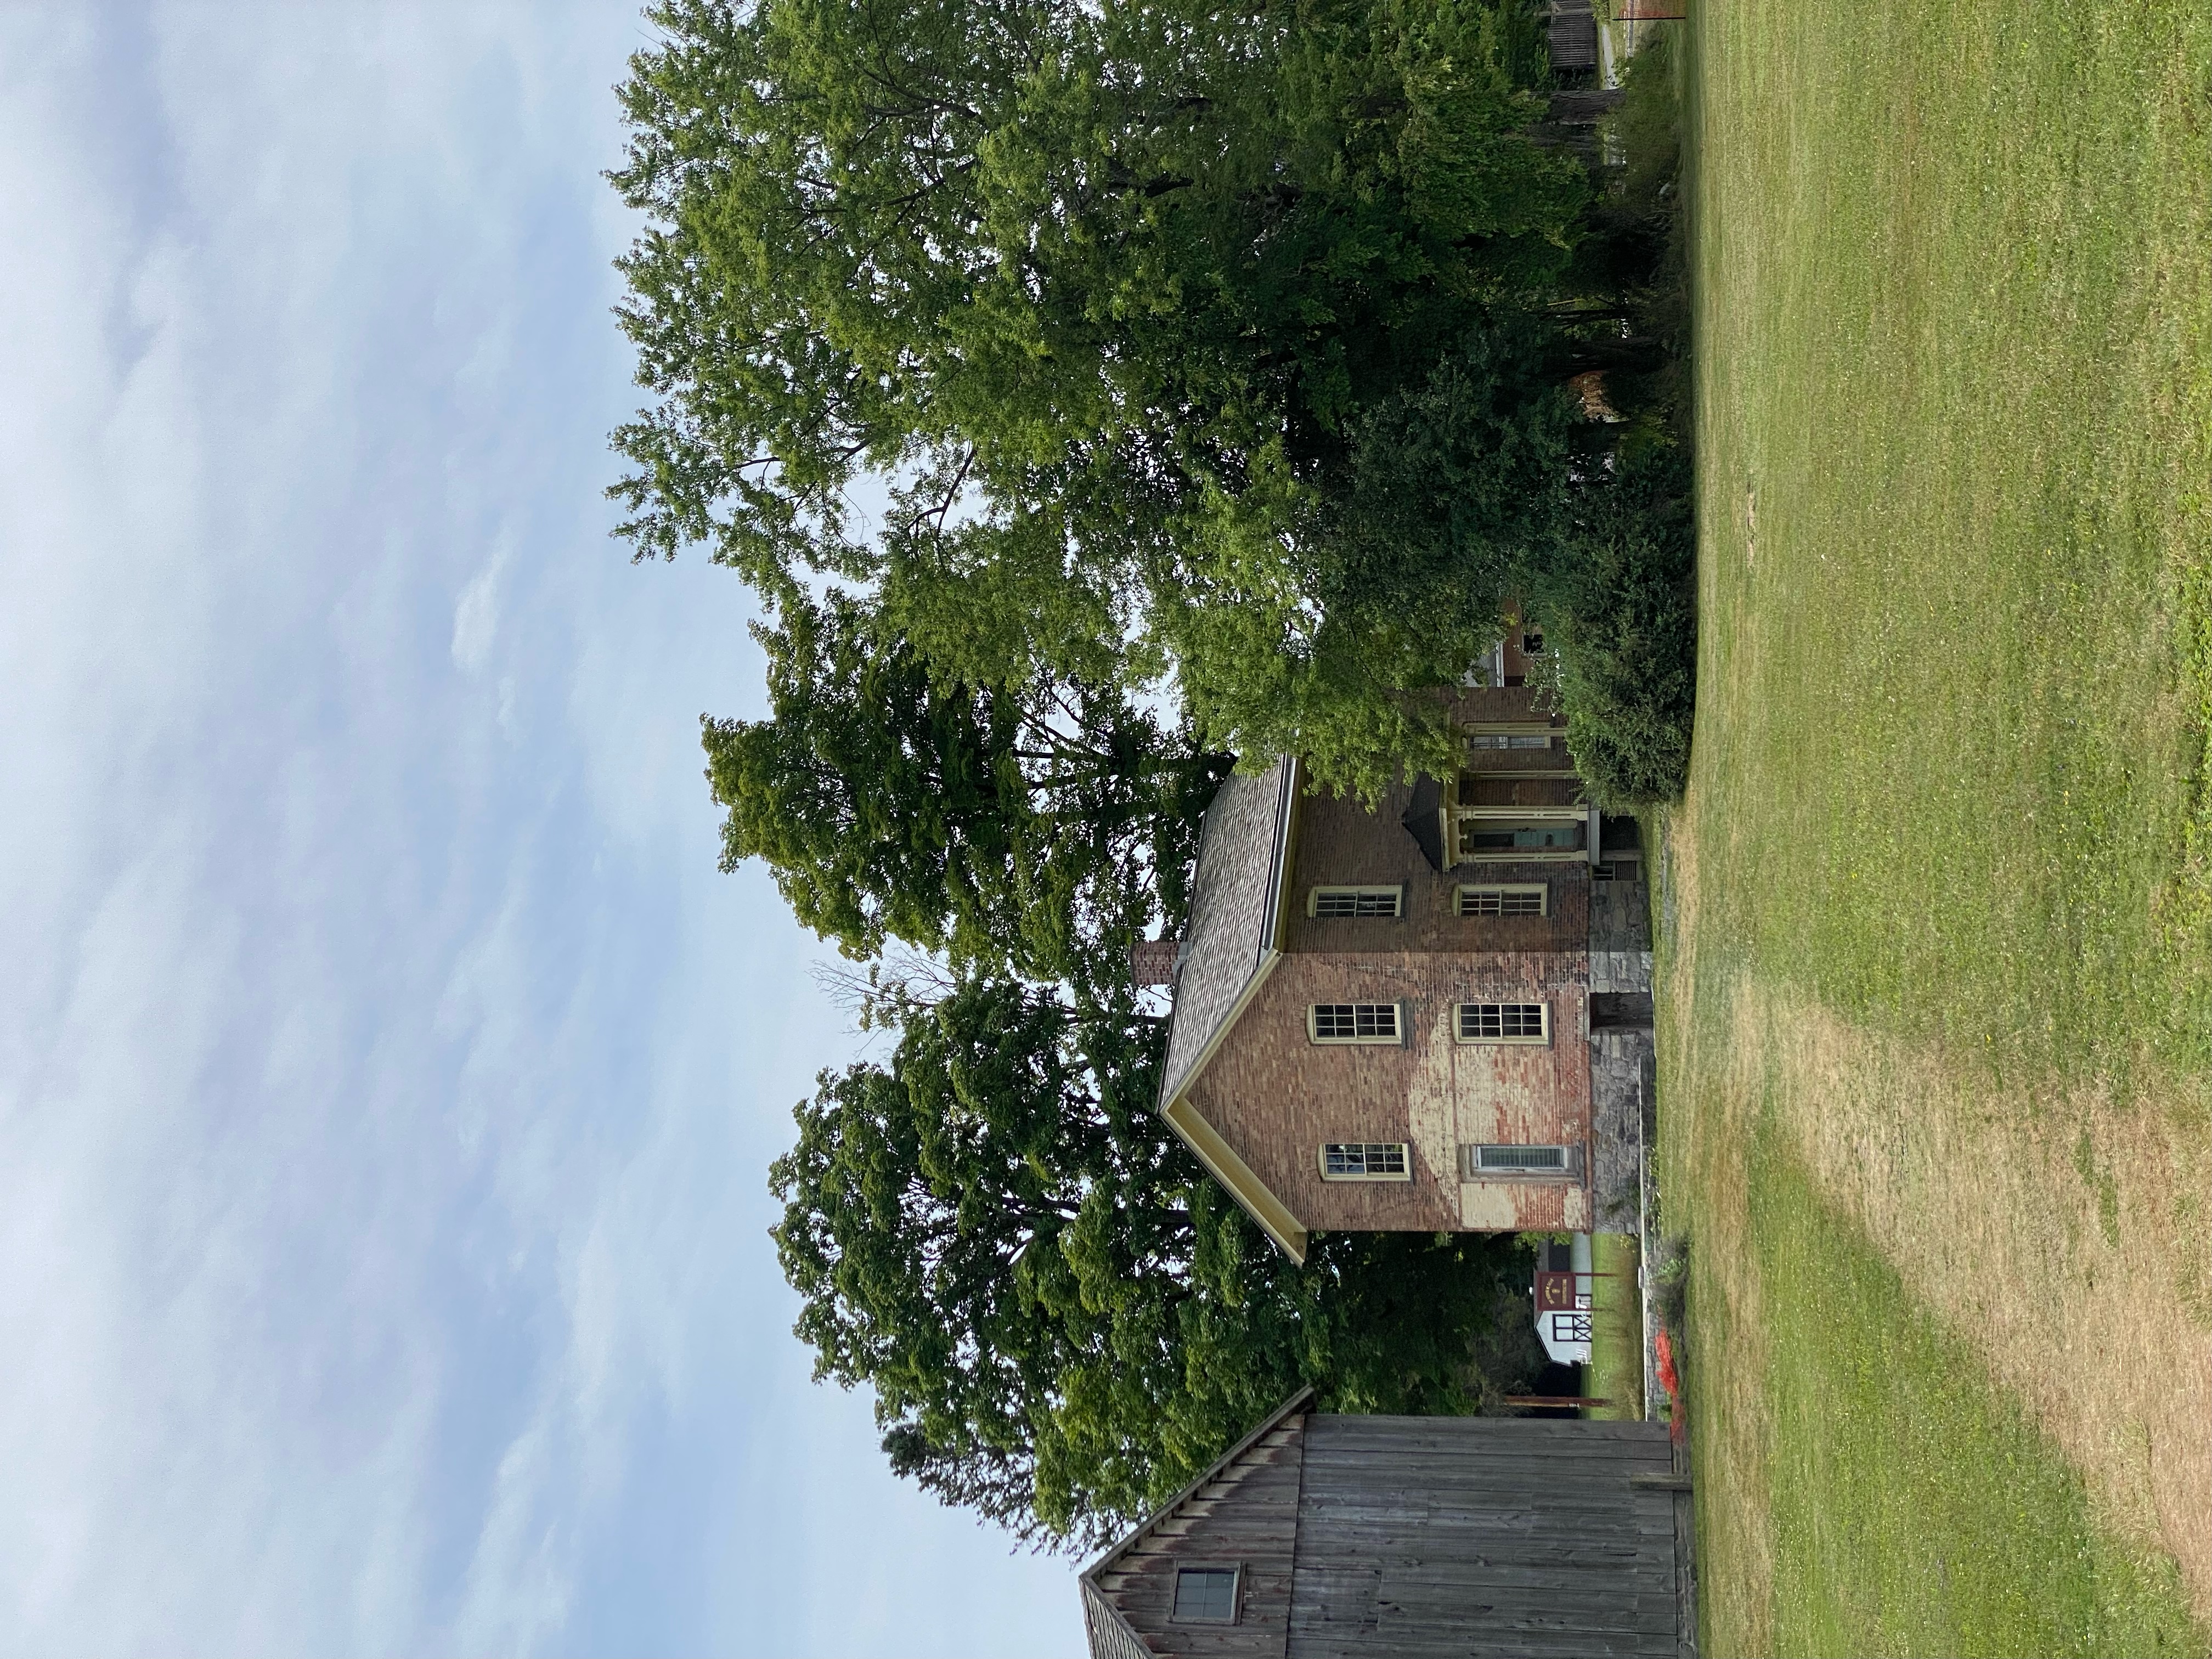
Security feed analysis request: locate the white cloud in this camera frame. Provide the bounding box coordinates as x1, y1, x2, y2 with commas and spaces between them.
453, 535, 515, 677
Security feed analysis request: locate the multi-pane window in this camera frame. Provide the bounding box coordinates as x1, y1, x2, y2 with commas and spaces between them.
1456, 1002, 1550, 1043
1310, 885, 1402, 919
1310, 1003, 1401, 1042
1171, 1567, 1240, 1624
1466, 732, 1553, 751
1459, 884, 1547, 918
1458, 820, 1584, 856
1463, 1143, 1571, 1175
1322, 1142, 1410, 1180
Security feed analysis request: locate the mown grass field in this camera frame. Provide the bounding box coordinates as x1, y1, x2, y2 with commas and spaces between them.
1658, 1, 2212, 1653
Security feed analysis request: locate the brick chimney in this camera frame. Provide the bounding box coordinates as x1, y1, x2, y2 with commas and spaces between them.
1130, 936, 1181, 988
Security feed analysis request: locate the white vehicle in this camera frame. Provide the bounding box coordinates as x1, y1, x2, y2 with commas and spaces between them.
1533, 1232, 1595, 1364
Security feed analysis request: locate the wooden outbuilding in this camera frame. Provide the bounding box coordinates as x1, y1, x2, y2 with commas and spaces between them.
1080, 1390, 1697, 1659
1547, 0, 1600, 75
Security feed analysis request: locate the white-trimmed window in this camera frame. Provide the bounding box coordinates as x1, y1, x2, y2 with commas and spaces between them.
1465, 732, 1554, 751
1460, 1143, 1576, 1177
1457, 818, 1585, 858
1458, 883, 1547, 918
1308, 884, 1403, 919
1455, 1002, 1550, 1044
1170, 1566, 1241, 1624
1321, 1142, 1410, 1181
1310, 1003, 1402, 1043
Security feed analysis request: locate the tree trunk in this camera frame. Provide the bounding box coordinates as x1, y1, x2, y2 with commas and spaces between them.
1555, 336, 1671, 378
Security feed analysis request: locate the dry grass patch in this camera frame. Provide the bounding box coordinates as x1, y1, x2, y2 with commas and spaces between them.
1728, 980, 2212, 1617
1657, 825, 2207, 1651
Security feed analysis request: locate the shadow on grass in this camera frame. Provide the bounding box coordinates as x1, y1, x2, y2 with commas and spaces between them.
1721, 1134, 2205, 1657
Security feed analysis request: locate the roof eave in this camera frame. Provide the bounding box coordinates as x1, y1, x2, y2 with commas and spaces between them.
1152, 757, 1307, 1261
1078, 1385, 1319, 1589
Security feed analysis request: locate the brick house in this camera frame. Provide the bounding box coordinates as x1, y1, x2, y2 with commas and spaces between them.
1145, 680, 1653, 1262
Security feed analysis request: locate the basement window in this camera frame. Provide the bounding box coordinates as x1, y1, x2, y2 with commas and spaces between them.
1309, 885, 1403, 919
1460, 1143, 1576, 1177
1310, 1003, 1402, 1043
1456, 1002, 1550, 1044
1322, 1142, 1411, 1181
1171, 1566, 1241, 1624
1459, 883, 1548, 918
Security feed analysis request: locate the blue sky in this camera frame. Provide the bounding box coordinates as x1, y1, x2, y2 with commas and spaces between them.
0, 5, 1080, 1653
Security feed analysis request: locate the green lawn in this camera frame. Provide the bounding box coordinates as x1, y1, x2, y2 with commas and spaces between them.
1744, 1143, 2198, 1658
1660, 0, 2212, 1651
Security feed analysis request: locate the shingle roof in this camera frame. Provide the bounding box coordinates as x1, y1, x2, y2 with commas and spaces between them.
1156, 757, 1296, 1110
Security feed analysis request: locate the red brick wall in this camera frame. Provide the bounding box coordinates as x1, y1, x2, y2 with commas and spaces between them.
1188, 951, 1591, 1234
1285, 787, 1589, 957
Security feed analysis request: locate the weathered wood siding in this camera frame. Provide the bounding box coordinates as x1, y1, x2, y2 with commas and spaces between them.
1286, 1416, 1679, 1659
1088, 1412, 1306, 1658
1547, 0, 1599, 70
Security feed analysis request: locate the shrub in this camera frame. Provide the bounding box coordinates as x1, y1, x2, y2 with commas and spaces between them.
1527, 439, 1697, 806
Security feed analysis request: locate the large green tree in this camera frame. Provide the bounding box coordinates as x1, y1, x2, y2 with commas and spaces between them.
705, 589, 1229, 986
612, 0, 1589, 793
772, 973, 1528, 1548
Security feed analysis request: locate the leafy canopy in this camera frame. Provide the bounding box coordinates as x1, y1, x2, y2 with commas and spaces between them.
772, 973, 1529, 1549
612, 0, 1693, 1556
612, 0, 1588, 793
706, 588, 1229, 985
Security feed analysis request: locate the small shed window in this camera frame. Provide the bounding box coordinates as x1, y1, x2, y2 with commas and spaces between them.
1459, 883, 1548, 918
1310, 1003, 1401, 1043
1171, 1566, 1241, 1624
1464, 1143, 1571, 1175
1309, 885, 1402, 918
1322, 1142, 1410, 1181
1457, 1002, 1550, 1043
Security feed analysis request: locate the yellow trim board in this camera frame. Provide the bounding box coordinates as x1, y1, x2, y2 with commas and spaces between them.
1164, 1096, 1308, 1264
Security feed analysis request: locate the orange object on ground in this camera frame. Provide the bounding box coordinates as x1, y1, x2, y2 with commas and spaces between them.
1654, 1328, 1686, 1444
